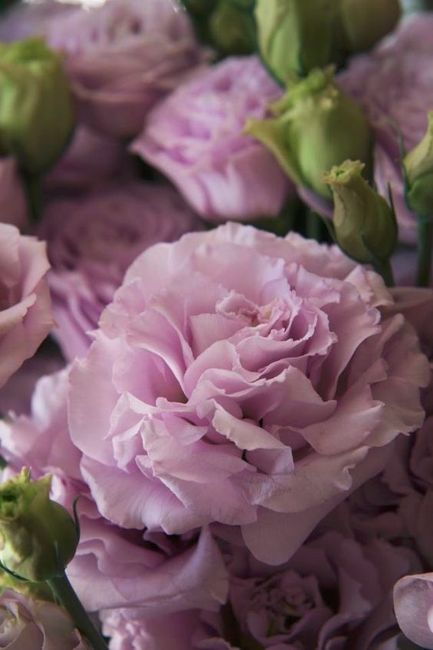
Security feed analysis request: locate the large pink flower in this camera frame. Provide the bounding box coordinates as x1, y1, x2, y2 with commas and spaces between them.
0, 224, 53, 389
39, 181, 204, 359
68, 224, 429, 564
131, 56, 292, 223
102, 531, 418, 650
0, 369, 228, 614
0, 590, 89, 649
46, 0, 205, 138
338, 15, 433, 244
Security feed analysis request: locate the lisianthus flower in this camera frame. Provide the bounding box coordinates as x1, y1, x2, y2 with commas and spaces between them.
0, 369, 228, 613
45, 125, 133, 193
45, 0, 206, 138
131, 56, 292, 223
39, 181, 204, 360
394, 572, 433, 649
68, 223, 429, 564
337, 14, 433, 244
0, 224, 53, 389
0, 589, 89, 649
102, 530, 418, 650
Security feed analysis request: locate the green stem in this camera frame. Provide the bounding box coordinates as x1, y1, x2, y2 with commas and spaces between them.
306, 210, 323, 241
48, 573, 108, 650
416, 219, 433, 286
24, 174, 43, 223
374, 258, 395, 287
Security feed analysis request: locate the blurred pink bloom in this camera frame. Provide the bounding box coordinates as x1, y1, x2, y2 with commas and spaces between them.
0, 224, 53, 389
46, 0, 206, 138
338, 15, 433, 244
0, 0, 74, 42
0, 368, 228, 614
132, 56, 292, 223
45, 125, 133, 193
0, 158, 28, 231
0, 589, 89, 649
394, 572, 433, 648
39, 181, 204, 360
68, 224, 429, 565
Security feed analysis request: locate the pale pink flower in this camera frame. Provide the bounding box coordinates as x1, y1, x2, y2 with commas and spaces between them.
0, 224, 53, 389
68, 224, 429, 564
46, 0, 206, 138
132, 56, 292, 223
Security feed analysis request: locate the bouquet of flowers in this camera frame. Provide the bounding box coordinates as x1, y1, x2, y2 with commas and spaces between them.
0, 0, 433, 648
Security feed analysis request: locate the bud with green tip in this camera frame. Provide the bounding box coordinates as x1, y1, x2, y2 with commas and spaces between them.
0, 469, 78, 582
255, 0, 341, 81
0, 37, 74, 175
404, 111, 433, 218
246, 68, 372, 199
324, 159, 397, 264
339, 0, 401, 52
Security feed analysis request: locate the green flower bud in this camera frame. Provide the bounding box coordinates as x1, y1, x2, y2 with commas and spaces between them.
0, 37, 74, 174
340, 0, 401, 52
246, 68, 372, 198
0, 469, 78, 582
255, 0, 342, 81
209, 1, 256, 55
404, 111, 433, 218
324, 159, 397, 263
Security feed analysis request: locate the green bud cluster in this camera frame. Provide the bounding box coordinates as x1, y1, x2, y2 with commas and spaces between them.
255, 0, 401, 82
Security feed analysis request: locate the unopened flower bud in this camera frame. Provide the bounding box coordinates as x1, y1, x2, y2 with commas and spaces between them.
246, 68, 372, 198
209, 1, 256, 55
0, 469, 78, 582
340, 0, 401, 52
255, 0, 342, 81
404, 111, 433, 218
324, 159, 397, 263
0, 37, 74, 174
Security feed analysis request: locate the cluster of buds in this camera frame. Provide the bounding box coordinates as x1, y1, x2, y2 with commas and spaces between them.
255, 0, 401, 82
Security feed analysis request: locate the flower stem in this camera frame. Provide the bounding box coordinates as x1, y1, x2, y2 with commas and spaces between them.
48, 573, 108, 650
416, 219, 433, 286
24, 173, 43, 223
373, 258, 395, 287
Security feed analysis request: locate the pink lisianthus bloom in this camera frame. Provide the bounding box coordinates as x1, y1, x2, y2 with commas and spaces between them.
0, 224, 53, 389
39, 181, 204, 360
0, 158, 28, 231
337, 15, 433, 244
45, 0, 206, 138
68, 224, 429, 565
394, 572, 433, 649
131, 56, 293, 223
0, 0, 74, 43
102, 531, 418, 650
0, 589, 89, 649
0, 369, 228, 614
45, 125, 133, 193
